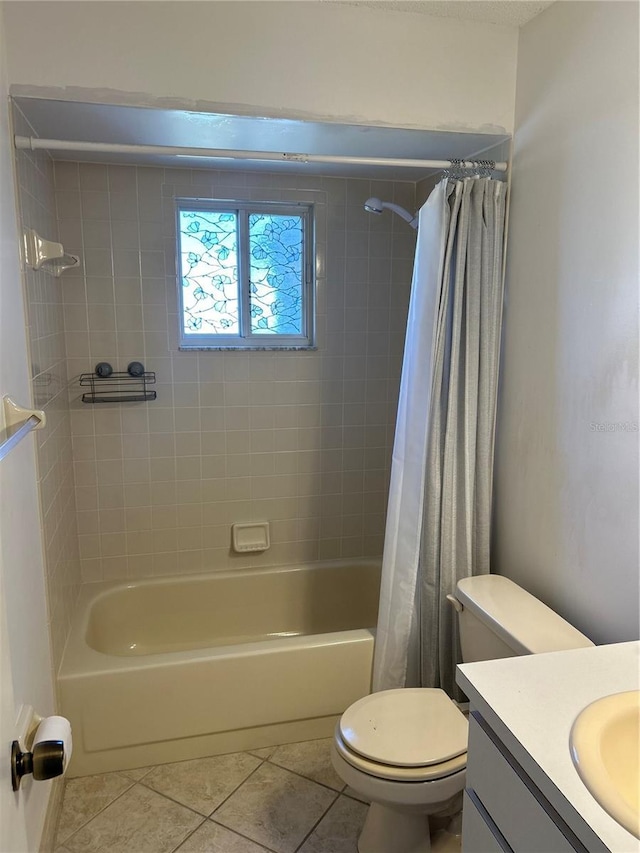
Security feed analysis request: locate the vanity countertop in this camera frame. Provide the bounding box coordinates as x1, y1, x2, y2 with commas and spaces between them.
457, 640, 640, 853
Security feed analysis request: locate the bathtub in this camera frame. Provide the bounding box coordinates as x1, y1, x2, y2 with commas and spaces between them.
59, 559, 381, 776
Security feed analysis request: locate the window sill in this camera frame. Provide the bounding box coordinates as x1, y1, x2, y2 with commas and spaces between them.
178, 345, 318, 352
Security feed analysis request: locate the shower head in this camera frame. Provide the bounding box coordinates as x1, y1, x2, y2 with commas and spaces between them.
364, 197, 418, 230
364, 197, 384, 215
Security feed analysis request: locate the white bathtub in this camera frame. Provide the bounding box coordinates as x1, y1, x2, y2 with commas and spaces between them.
60, 559, 381, 776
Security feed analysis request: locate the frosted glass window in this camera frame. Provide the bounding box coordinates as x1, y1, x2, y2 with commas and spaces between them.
179, 210, 239, 336
249, 213, 304, 335
177, 201, 314, 350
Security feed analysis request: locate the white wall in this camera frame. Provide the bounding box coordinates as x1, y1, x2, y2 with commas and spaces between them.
494, 1, 639, 642
3, 1, 517, 133
0, 7, 56, 851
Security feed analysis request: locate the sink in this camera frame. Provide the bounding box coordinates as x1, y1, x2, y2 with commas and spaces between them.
570, 690, 640, 839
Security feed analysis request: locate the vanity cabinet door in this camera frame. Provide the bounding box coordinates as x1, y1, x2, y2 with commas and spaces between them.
462, 790, 513, 853
466, 714, 586, 853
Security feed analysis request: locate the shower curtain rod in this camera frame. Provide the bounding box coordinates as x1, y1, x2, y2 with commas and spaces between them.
13, 136, 508, 172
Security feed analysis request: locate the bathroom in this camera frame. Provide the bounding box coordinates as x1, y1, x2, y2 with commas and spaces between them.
0, 2, 638, 853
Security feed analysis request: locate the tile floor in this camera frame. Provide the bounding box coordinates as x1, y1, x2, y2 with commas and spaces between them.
55, 738, 462, 853
54, 739, 369, 853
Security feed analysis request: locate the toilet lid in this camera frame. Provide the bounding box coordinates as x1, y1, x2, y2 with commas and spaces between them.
339, 688, 468, 767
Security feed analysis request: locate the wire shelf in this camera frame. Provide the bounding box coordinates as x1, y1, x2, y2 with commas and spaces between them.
79, 370, 156, 404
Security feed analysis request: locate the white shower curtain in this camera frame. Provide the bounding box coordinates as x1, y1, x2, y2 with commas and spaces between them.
372, 177, 506, 696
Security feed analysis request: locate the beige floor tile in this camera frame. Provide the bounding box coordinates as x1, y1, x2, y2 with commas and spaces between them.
298, 794, 367, 853
56, 772, 134, 844
431, 829, 462, 853
213, 762, 336, 853
121, 765, 154, 781
269, 739, 344, 791
143, 752, 261, 815
64, 783, 201, 853
176, 821, 272, 852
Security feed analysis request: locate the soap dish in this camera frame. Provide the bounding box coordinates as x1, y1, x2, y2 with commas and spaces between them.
232, 522, 270, 553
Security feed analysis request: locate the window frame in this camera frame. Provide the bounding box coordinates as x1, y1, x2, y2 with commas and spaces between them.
176, 198, 315, 351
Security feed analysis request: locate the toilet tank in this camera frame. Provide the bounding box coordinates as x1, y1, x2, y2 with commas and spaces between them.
454, 575, 594, 663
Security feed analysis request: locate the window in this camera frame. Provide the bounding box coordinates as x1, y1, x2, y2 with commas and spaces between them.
177, 200, 315, 349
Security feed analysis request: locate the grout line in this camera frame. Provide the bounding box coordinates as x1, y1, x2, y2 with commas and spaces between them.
167, 816, 208, 853
264, 757, 346, 795
341, 788, 370, 806
122, 764, 155, 783
137, 777, 223, 819
206, 757, 267, 818
207, 817, 281, 853
293, 789, 340, 853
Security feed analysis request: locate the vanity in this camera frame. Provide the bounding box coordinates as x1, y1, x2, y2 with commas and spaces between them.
456, 641, 640, 853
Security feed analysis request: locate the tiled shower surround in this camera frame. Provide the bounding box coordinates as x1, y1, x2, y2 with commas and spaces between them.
53, 163, 417, 582
13, 105, 82, 671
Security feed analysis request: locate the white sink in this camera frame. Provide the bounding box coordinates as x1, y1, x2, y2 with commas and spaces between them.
570, 690, 640, 839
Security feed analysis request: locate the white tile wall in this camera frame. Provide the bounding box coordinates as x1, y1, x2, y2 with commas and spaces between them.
13, 105, 82, 670
54, 163, 416, 582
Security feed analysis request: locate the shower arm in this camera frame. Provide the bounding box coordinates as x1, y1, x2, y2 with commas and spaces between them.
380, 202, 418, 229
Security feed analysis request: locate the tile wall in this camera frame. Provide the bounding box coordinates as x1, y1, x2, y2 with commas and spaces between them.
12, 105, 82, 669
53, 163, 416, 581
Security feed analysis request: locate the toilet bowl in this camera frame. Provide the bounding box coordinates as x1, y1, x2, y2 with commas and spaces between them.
332, 575, 595, 853
331, 688, 468, 853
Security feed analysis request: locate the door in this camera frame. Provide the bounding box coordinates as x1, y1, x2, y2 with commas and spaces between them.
0, 8, 56, 850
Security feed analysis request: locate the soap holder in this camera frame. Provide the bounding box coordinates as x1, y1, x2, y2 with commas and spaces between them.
232, 522, 270, 553
23, 229, 80, 277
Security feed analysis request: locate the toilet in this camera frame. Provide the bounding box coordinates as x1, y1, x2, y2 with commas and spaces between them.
331, 574, 594, 853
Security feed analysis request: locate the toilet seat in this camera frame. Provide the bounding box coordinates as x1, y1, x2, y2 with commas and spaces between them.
339, 688, 468, 768
334, 726, 467, 782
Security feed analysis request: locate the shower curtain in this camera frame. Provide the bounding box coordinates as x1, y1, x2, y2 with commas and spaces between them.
372, 177, 507, 697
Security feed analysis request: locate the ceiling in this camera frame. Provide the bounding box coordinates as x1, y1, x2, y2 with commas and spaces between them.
327, 1, 555, 27
14, 98, 510, 181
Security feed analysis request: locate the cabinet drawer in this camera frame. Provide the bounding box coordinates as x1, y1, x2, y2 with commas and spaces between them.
463, 790, 513, 853
467, 714, 584, 853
